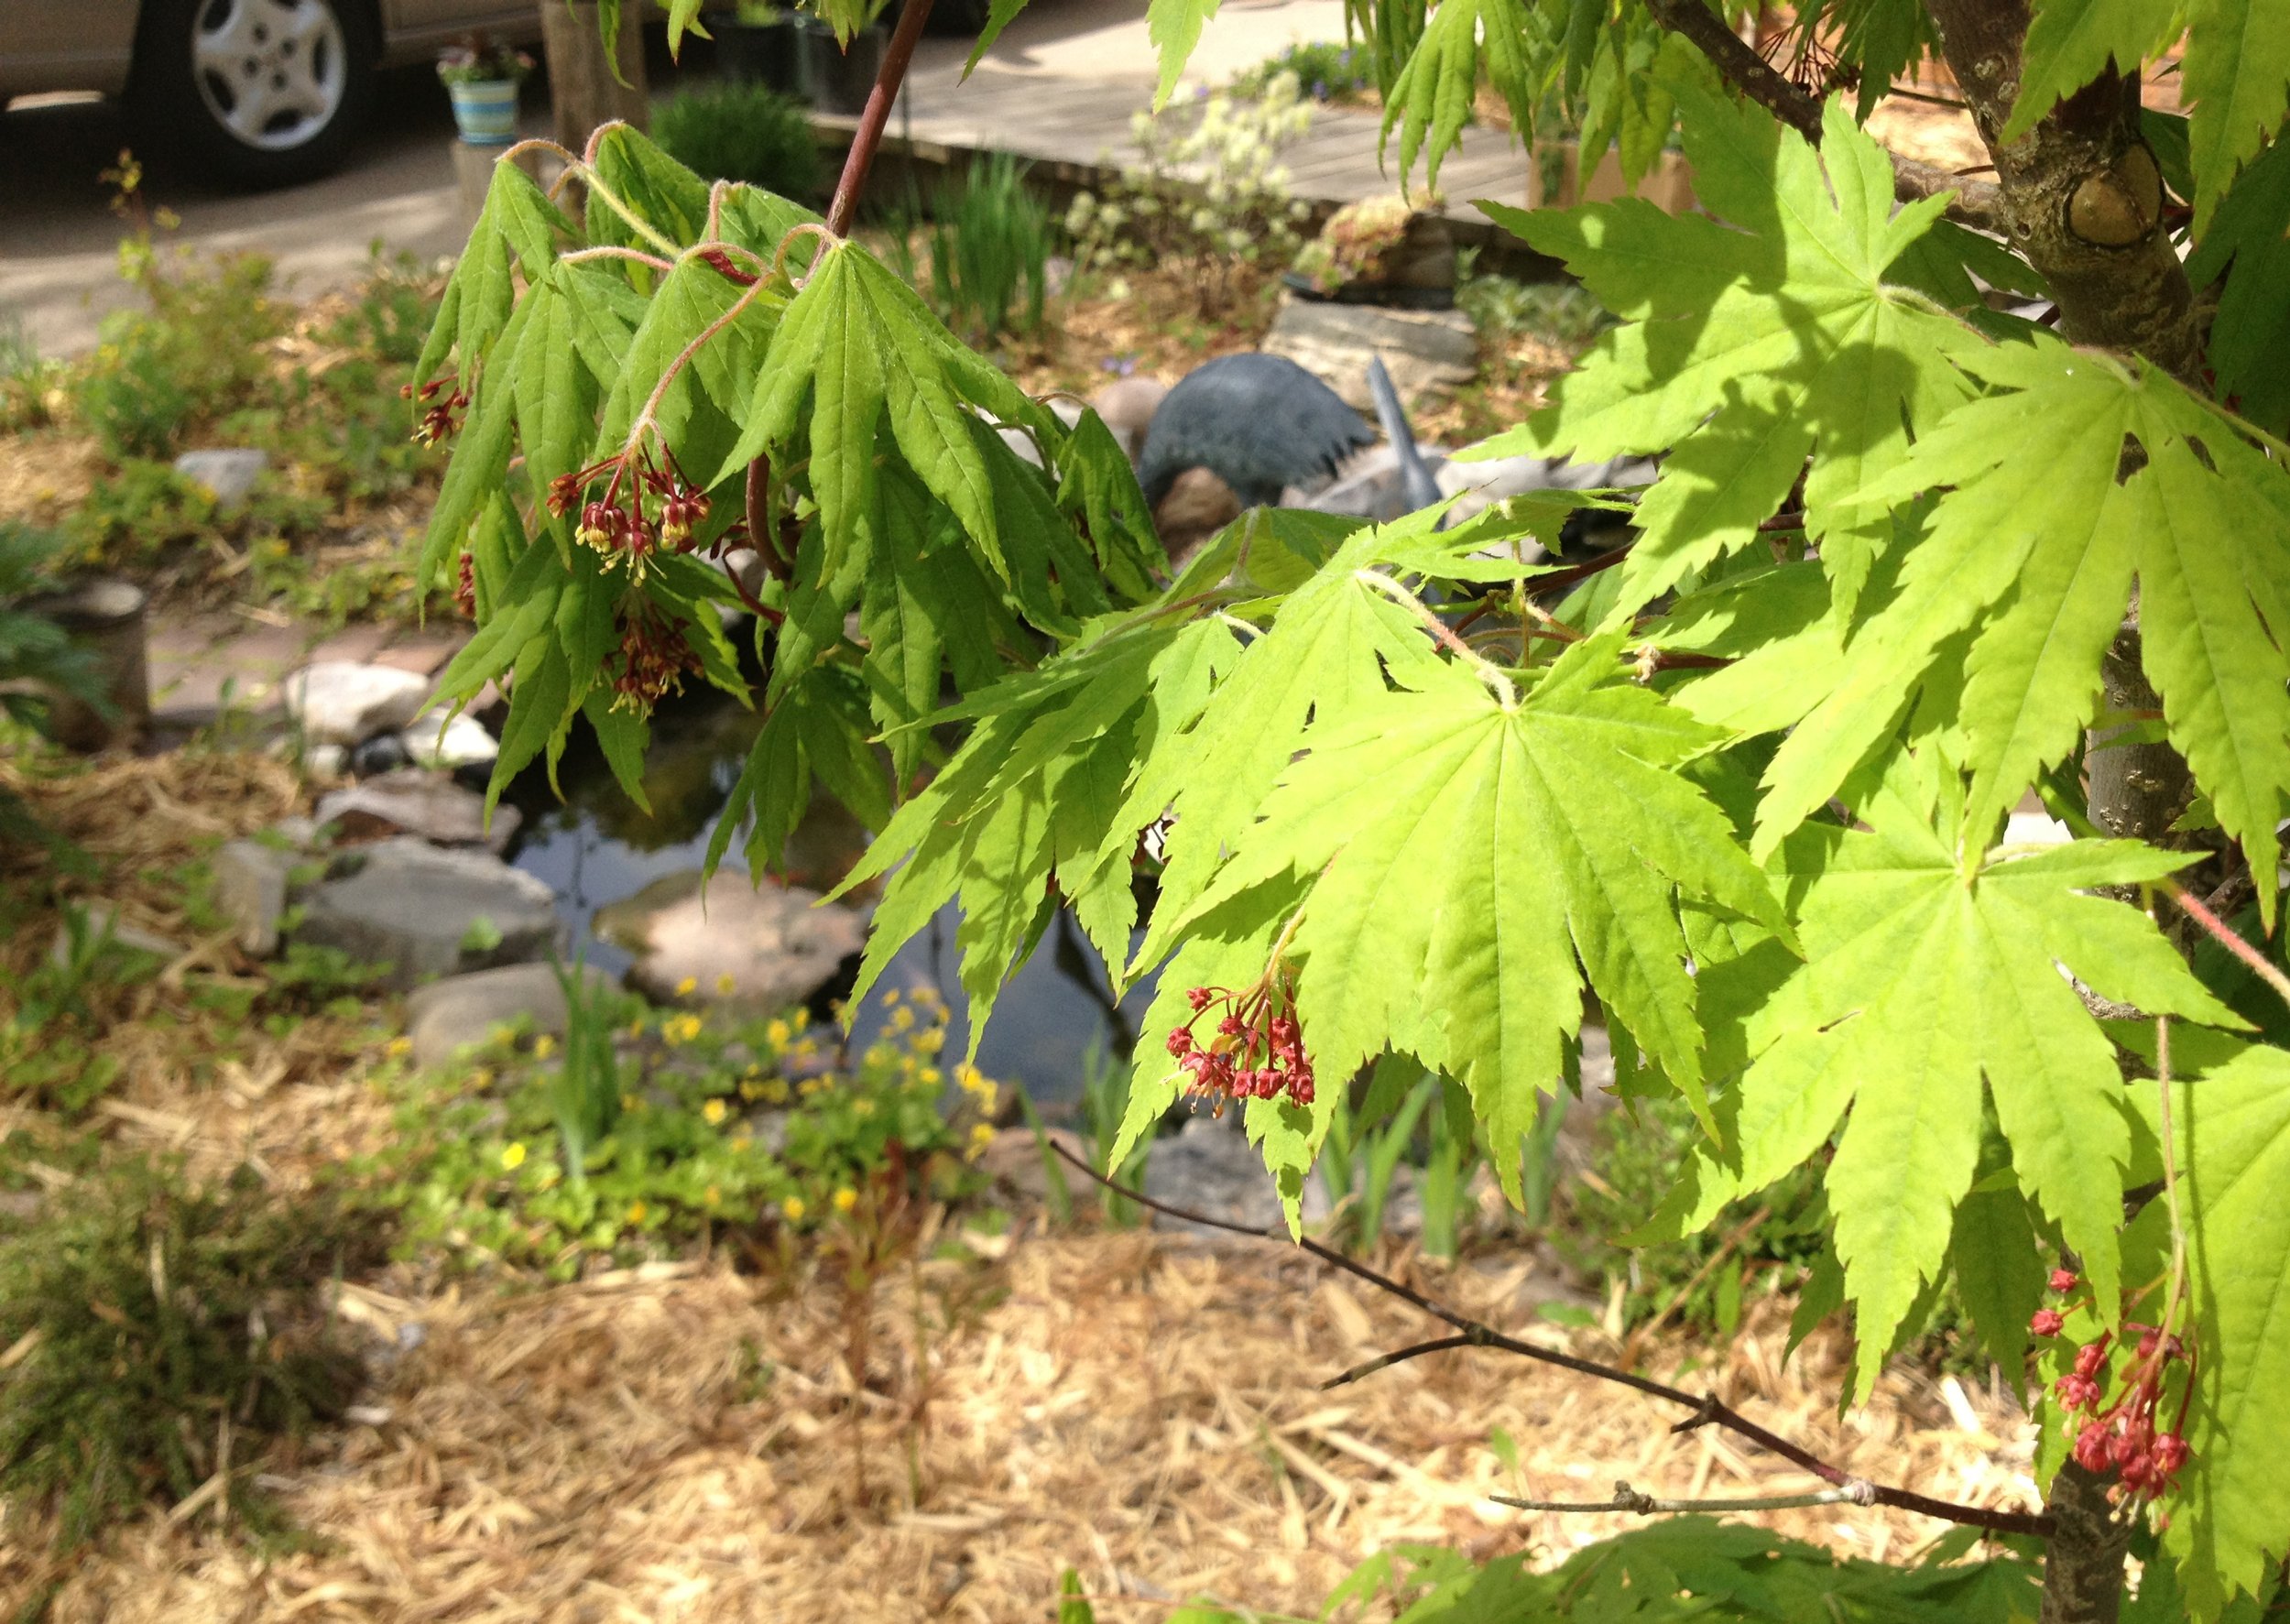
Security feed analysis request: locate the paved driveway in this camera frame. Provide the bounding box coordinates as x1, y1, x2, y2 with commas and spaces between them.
1, 0, 1351, 359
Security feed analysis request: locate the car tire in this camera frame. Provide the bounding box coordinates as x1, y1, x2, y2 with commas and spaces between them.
129, 0, 377, 190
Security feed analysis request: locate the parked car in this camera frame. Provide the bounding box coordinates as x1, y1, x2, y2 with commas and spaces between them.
0, 0, 542, 189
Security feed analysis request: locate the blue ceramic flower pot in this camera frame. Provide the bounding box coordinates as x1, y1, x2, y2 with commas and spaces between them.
448, 79, 521, 146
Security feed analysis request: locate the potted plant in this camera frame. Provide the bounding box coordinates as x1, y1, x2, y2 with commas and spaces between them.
796, 0, 892, 116
437, 36, 535, 147
713, 2, 803, 93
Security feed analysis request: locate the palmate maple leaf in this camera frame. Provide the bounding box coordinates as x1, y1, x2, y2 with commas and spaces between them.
1695, 760, 2241, 1395
1475, 81, 1979, 623
1161, 637, 1791, 1205
2130, 1043, 2290, 1615
1756, 335, 2290, 921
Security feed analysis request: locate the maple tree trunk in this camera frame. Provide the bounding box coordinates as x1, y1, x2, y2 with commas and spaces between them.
1921, 5, 2202, 1621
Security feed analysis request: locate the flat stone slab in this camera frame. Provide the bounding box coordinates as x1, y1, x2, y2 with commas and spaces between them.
315, 769, 519, 852
211, 834, 318, 957
293, 837, 561, 991
404, 961, 617, 1068
172, 448, 268, 511
594, 870, 865, 1013
1262, 300, 1478, 412
1144, 1116, 1330, 1235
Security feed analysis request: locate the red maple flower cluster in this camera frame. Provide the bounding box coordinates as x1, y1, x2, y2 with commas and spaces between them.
405, 376, 470, 447
609, 603, 703, 714
547, 446, 731, 579
1165, 979, 1314, 1109
2031, 1269, 2195, 1507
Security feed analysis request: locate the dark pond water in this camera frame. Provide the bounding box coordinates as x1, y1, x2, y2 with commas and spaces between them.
498, 688, 1158, 1110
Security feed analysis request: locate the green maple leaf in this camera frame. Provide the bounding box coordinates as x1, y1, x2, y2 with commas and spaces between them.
2140, 1043, 2290, 1615
719, 237, 1051, 598
2186, 134, 2290, 436
2181, 0, 2290, 233
1758, 335, 2290, 922
1163, 637, 1790, 1203
1147, 0, 1220, 107
2004, 0, 2183, 143
1476, 84, 1975, 624
414, 158, 568, 397
1378, 0, 1536, 191
1707, 767, 2240, 1395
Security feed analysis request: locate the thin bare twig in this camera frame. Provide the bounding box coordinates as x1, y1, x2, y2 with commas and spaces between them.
1496, 1478, 1878, 1515
1047, 1142, 2054, 1538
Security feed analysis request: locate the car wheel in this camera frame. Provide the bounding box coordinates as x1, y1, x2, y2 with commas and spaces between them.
131, 0, 376, 189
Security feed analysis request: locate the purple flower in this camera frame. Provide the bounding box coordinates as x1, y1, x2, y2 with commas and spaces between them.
1312, 80, 1327, 99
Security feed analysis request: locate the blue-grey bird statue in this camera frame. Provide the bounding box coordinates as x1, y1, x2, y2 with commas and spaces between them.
1137, 354, 1377, 511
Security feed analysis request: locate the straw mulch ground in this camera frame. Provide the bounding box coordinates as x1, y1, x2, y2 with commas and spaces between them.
27, 1224, 2040, 1623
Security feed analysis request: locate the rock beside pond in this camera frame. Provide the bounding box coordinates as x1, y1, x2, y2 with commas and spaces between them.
405, 961, 617, 1069
594, 870, 865, 1013
1144, 1115, 1330, 1236
292, 837, 560, 991
399, 711, 499, 772
315, 768, 519, 852
1262, 300, 1477, 413
172, 448, 268, 512
284, 661, 432, 747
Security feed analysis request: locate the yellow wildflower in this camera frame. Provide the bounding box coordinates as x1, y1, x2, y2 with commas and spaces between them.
854, 1098, 876, 1117
913, 1027, 945, 1055
791, 1008, 811, 1034
621, 1091, 642, 1112
703, 1184, 722, 1207
739, 1079, 763, 1101
833, 1187, 857, 1214
716, 972, 738, 996
883, 988, 901, 1007
703, 1098, 728, 1126
890, 1005, 916, 1033
732, 1133, 753, 1152
761, 1079, 790, 1106
531, 1034, 556, 1060
661, 1012, 703, 1047
966, 1123, 996, 1160
500, 1141, 528, 1171
384, 1035, 413, 1059
781, 1194, 806, 1222
675, 975, 699, 997
471, 1067, 495, 1090
792, 1037, 820, 1061
919, 1066, 943, 1087
765, 1018, 791, 1049
627, 1201, 649, 1225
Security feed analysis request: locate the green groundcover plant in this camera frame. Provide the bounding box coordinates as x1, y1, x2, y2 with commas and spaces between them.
420, 1, 2290, 1615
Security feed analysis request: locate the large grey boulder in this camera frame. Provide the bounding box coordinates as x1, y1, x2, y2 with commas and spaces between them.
594, 870, 864, 1012
292, 838, 560, 991
314, 769, 519, 852
1262, 300, 1478, 413
284, 662, 432, 747
403, 961, 617, 1069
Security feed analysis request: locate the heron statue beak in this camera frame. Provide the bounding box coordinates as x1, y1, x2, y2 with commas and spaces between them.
1366, 355, 1445, 522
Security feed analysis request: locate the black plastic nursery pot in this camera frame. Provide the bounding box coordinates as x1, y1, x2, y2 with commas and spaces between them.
713, 15, 803, 94
795, 17, 886, 115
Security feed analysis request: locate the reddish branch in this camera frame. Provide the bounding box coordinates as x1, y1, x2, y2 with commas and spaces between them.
824, 0, 939, 237
1640, 0, 2003, 231
1049, 1142, 2054, 1539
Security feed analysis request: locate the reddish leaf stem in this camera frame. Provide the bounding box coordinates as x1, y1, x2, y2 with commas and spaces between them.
825, 0, 938, 237
2164, 884, 2290, 1012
